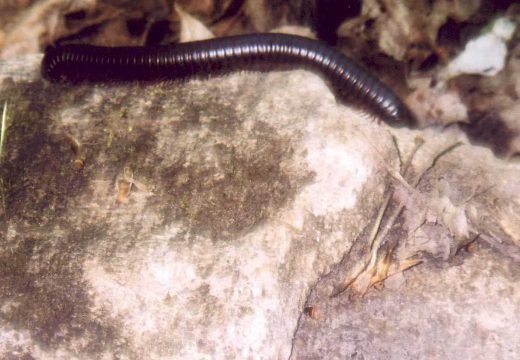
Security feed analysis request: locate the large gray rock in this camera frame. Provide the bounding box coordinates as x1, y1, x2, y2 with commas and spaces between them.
0, 54, 519, 359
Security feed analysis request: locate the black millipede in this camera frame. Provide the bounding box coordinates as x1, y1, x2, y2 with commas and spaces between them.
42, 33, 416, 127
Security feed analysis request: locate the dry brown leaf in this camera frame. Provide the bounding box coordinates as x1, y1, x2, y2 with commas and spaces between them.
176, 3, 214, 42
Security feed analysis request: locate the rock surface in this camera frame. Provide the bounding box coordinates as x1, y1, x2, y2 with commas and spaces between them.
293, 246, 520, 360
0, 54, 519, 359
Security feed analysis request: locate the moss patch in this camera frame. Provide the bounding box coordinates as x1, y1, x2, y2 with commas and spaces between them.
0, 224, 121, 355
156, 121, 313, 240
0, 79, 90, 225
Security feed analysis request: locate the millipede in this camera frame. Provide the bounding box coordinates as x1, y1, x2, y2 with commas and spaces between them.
42, 33, 416, 127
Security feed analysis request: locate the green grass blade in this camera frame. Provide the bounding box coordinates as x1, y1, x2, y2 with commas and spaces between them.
0, 100, 7, 161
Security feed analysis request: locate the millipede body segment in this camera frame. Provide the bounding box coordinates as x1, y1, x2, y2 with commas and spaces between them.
42, 33, 416, 127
